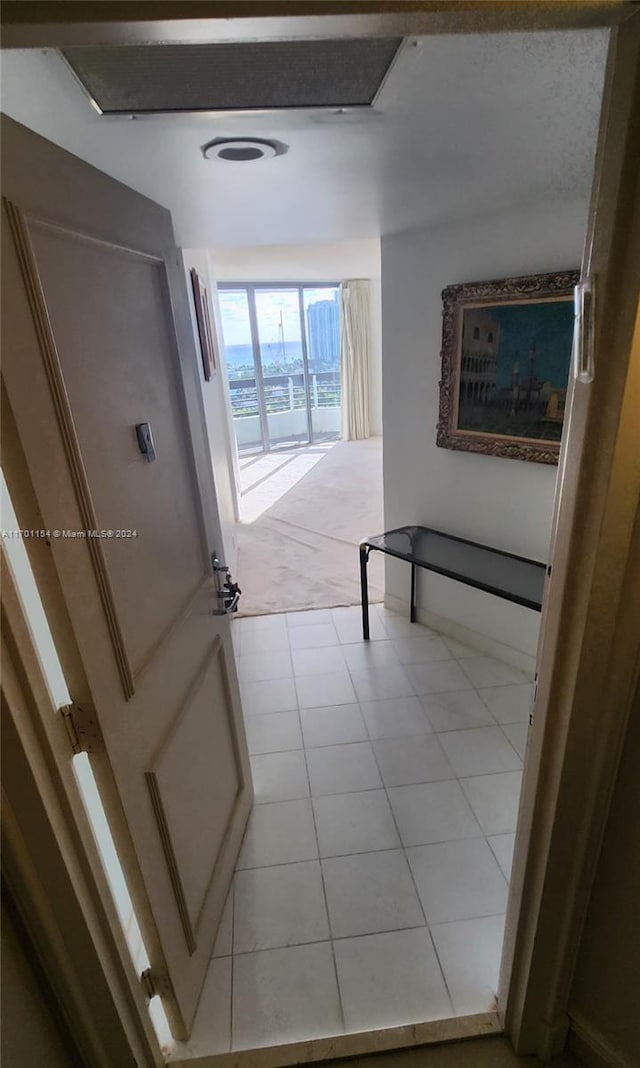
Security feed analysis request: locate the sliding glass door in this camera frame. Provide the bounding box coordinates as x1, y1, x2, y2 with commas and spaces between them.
219, 283, 341, 455
217, 288, 265, 453
254, 288, 310, 449
303, 287, 342, 444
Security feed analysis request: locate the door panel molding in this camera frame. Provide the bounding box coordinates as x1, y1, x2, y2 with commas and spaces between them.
3, 198, 135, 699
132, 571, 211, 686
9, 210, 166, 267
145, 635, 245, 955
26, 210, 215, 680
5, 202, 216, 698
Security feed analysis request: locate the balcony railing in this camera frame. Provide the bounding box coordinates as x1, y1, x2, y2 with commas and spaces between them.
228, 370, 341, 419
228, 371, 342, 450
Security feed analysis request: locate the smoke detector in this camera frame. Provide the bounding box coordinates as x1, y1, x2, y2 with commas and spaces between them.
202, 137, 287, 162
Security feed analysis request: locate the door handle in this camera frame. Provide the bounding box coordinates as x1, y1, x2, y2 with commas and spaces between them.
211, 581, 241, 616
222, 590, 241, 614
211, 553, 242, 615
573, 277, 595, 384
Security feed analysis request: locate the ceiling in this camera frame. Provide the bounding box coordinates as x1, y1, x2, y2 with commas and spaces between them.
0, 30, 608, 248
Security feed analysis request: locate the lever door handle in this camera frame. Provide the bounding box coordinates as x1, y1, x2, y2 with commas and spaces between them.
573, 278, 595, 384
210, 551, 241, 614
224, 592, 240, 614
211, 592, 240, 616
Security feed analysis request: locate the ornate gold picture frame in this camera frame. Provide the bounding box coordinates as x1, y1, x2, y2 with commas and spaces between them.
437, 269, 579, 465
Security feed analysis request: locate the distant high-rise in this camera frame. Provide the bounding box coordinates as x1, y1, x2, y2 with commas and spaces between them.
306, 297, 340, 370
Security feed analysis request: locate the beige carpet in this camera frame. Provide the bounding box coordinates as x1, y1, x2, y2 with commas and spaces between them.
236, 438, 385, 616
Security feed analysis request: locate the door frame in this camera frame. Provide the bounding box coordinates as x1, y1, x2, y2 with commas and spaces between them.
501, 15, 640, 1056
0, 2, 633, 49
1, 3, 639, 1064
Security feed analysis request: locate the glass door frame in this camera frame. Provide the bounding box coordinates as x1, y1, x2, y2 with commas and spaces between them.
244, 285, 270, 452
219, 281, 340, 454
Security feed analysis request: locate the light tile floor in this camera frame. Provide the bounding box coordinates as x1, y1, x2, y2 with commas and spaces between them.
182, 606, 533, 1056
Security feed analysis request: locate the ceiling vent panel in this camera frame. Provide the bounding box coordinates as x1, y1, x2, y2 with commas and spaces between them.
61, 39, 403, 115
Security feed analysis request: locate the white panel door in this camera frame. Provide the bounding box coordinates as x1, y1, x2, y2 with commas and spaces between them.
1, 115, 252, 1039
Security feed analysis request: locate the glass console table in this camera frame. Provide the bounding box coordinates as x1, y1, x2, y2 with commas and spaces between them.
359, 525, 547, 640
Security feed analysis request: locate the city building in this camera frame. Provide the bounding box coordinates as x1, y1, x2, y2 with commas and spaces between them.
307, 296, 340, 369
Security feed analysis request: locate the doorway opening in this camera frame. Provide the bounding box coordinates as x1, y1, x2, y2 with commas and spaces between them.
1, 11, 626, 1066
216, 272, 384, 617
219, 284, 342, 455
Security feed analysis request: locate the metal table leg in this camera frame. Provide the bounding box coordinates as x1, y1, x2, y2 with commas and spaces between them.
410, 562, 417, 623
360, 544, 370, 640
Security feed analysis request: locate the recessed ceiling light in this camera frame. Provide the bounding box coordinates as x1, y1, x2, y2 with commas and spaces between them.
201, 137, 287, 162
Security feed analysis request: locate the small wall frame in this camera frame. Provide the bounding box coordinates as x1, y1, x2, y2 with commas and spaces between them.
437, 269, 579, 465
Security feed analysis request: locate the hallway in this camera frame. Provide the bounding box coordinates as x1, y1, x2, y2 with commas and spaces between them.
235, 439, 385, 617
172, 607, 531, 1057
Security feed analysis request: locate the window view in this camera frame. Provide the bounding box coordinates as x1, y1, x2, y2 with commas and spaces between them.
219, 284, 341, 454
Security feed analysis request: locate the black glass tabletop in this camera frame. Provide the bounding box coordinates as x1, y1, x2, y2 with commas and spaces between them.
362, 525, 546, 611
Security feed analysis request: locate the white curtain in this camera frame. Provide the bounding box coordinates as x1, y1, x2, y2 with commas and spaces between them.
340, 279, 371, 441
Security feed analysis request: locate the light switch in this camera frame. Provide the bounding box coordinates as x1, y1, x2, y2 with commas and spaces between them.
135, 422, 156, 463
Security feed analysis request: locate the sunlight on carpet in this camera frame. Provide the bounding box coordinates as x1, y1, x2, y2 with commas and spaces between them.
236, 438, 384, 617
238, 443, 336, 523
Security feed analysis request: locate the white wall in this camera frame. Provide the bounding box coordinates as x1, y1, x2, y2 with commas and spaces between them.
212, 239, 383, 436
182, 249, 239, 572
381, 198, 589, 657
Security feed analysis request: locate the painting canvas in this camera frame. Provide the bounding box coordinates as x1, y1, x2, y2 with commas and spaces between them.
437, 270, 579, 464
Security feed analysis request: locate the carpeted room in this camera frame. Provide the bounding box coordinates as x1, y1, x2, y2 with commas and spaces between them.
236, 438, 385, 617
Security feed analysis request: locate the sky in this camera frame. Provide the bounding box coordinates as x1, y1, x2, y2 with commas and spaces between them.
465, 298, 574, 390
219, 287, 337, 348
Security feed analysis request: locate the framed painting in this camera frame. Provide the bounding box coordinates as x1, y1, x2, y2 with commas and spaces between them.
190, 267, 217, 381
437, 269, 579, 465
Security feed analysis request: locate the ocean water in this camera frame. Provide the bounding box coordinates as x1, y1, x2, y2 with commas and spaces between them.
225, 341, 339, 377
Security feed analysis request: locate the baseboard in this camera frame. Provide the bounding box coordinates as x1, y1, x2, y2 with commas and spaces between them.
383, 594, 537, 676
567, 1012, 634, 1068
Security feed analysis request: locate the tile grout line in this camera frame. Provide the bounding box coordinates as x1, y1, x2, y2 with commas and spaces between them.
300, 741, 347, 1035
222, 914, 511, 959
248, 761, 523, 784
424, 923, 458, 1019
368, 740, 429, 930
486, 836, 514, 881
235, 832, 494, 872
367, 727, 457, 1019
366, 670, 511, 1014
447, 668, 517, 897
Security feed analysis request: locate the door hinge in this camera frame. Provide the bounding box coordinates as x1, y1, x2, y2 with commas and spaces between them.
140, 968, 157, 1000
140, 965, 172, 1001
529, 672, 538, 727
61, 703, 100, 755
